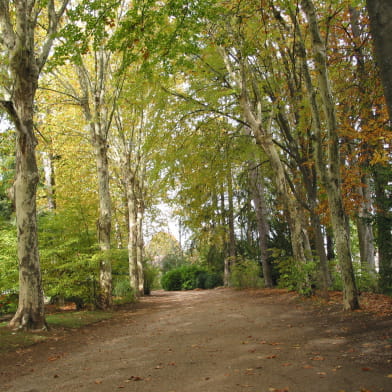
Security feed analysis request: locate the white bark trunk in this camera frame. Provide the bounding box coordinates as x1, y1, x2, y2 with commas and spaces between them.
301, 0, 359, 310
42, 151, 56, 210
1, 1, 70, 329
249, 162, 273, 288
76, 53, 113, 309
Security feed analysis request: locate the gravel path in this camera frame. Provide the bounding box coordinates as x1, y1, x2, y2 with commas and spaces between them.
0, 288, 391, 392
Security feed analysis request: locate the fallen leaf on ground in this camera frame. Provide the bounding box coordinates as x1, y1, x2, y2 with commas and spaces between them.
310, 356, 325, 361
127, 376, 143, 381
269, 387, 289, 392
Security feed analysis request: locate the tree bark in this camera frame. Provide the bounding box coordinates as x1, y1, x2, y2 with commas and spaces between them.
366, 0, 392, 121
227, 166, 236, 263
42, 152, 56, 210
373, 164, 392, 290
249, 162, 273, 288
76, 54, 113, 309
127, 186, 140, 295
95, 137, 113, 308
349, 7, 376, 272
0, 0, 69, 330
300, 0, 359, 310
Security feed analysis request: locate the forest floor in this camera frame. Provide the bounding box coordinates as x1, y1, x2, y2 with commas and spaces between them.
0, 288, 391, 392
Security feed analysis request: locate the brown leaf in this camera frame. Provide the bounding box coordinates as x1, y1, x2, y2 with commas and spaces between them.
303, 364, 314, 369
310, 356, 325, 361
127, 376, 143, 381
266, 355, 277, 359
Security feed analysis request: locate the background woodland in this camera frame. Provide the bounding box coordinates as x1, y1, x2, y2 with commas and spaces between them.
0, 0, 391, 329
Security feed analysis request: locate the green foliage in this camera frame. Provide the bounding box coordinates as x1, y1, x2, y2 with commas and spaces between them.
38, 211, 100, 308
0, 223, 18, 298
0, 293, 18, 316
161, 264, 222, 291
204, 272, 223, 289
230, 258, 264, 289
161, 268, 183, 291
330, 261, 379, 294
161, 253, 187, 274
112, 275, 135, 304
0, 128, 15, 222
143, 263, 160, 295
273, 251, 316, 296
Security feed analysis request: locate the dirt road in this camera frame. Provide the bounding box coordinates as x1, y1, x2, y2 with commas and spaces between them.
0, 288, 391, 392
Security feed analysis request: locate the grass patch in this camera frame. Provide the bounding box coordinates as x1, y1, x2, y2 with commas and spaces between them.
0, 310, 113, 354
46, 311, 113, 329
0, 326, 47, 354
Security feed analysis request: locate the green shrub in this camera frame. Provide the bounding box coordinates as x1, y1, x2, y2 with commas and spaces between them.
204, 272, 223, 289
112, 275, 135, 304
161, 265, 223, 291
0, 225, 18, 298
230, 258, 264, 289
0, 293, 18, 316
143, 263, 160, 295
331, 260, 379, 293
161, 253, 187, 274
161, 269, 183, 291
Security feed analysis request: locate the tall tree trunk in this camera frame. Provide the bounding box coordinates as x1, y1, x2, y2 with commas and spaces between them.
10, 117, 46, 330
249, 162, 273, 288
356, 173, 376, 272
373, 164, 392, 291
219, 43, 313, 271
0, 1, 70, 329
366, 0, 392, 121
136, 197, 145, 295
349, 7, 376, 272
220, 188, 230, 286
95, 137, 113, 308
76, 56, 113, 309
127, 181, 140, 295
42, 152, 56, 210
227, 166, 236, 261
300, 0, 359, 310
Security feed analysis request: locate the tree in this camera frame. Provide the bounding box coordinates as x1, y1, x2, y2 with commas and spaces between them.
300, 0, 359, 310
366, 0, 392, 121
0, 0, 69, 330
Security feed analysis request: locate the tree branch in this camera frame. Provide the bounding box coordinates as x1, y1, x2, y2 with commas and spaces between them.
37, 0, 70, 72
0, 0, 16, 49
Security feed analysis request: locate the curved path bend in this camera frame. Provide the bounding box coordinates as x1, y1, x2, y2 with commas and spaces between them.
1, 289, 391, 392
